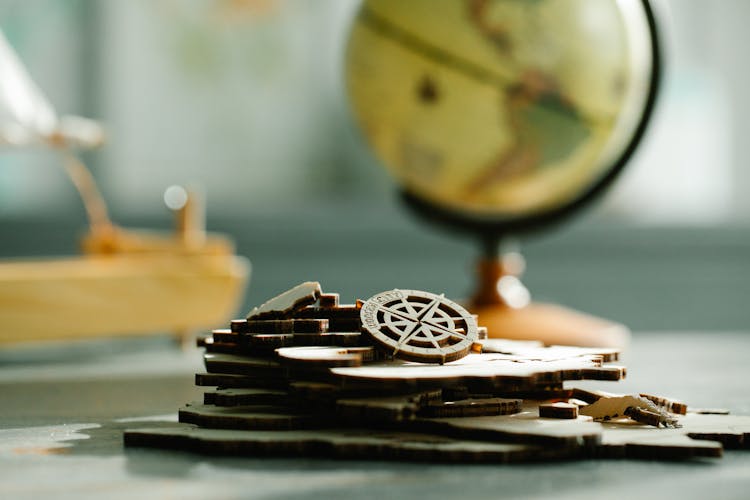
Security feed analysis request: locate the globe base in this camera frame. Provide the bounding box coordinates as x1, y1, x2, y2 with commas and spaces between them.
471, 301, 630, 349
467, 255, 630, 348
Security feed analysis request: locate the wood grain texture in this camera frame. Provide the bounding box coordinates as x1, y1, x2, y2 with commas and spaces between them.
0, 254, 248, 343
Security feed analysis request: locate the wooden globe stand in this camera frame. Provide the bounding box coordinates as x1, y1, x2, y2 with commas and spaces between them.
401, 192, 631, 349
468, 248, 629, 348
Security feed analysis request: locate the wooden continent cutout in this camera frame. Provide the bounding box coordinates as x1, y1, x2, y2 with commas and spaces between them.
246, 281, 322, 320
360, 289, 478, 364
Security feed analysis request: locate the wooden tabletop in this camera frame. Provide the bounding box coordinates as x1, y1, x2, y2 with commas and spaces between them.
1, 331, 749, 499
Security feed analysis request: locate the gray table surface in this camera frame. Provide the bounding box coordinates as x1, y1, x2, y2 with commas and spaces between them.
1, 331, 749, 500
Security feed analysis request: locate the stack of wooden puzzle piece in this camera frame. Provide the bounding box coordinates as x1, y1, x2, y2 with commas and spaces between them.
125, 282, 750, 462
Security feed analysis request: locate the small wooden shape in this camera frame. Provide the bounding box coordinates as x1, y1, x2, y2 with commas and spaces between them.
247, 333, 295, 350
328, 318, 362, 332
276, 346, 375, 368
242, 319, 329, 334
288, 381, 342, 402
360, 289, 479, 364
195, 372, 287, 389
205, 388, 289, 407
477, 326, 488, 340
230, 319, 250, 333
579, 395, 678, 428
292, 331, 363, 347
418, 398, 522, 418
539, 402, 579, 419
179, 402, 321, 430
442, 386, 470, 401
203, 353, 283, 377
210, 329, 240, 343
477, 339, 620, 363
692, 408, 731, 415
295, 305, 362, 320
639, 393, 688, 415
319, 293, 340, 308
246, 281, 322, 320
336, 391, 442, 422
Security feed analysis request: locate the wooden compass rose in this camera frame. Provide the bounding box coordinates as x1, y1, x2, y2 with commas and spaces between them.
360, 289, 479, 364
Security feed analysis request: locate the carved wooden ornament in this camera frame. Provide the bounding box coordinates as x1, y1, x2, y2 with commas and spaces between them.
360, 289, 478, 364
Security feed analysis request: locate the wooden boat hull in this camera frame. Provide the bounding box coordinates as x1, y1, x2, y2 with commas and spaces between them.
0, 253, 249, 344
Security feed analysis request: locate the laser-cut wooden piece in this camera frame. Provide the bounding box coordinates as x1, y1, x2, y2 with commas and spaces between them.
692, 408, 730, 415
179, 402, 322, 430
246, 281, 322, 320
360, 289, 479, 364
205, 388, 289, 407
126, 410, 750, 462
477, 339, 620, 363
319, 293, 340, 308
247, 333, 295, 350
329, 318, 362, 332
291, 331, 364, 347
418, 398, 522, 418
415, 408, 601, 449
124, 426, 555, 463
595, 412, 750, 458
203, 353, 283, 376
244, 319, 329, 334
230, 319, 250, 333
539, 402, 579, 419
639, 393, 688, 415
329, 352, 624, 392
195, 372, 287, 389
209, 329, 241, 343
134, 285, 750, 464
477, 326, 488, 340
295, 305, 361, 320
276, 346, 375, 368
579, 395, 679, 428
336, 391, 442, 422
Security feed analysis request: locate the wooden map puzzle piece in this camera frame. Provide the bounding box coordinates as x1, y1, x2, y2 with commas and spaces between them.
246, 281, 322, 320
579, 395, 679, 428
204, 388, 288, 406
203, 353, 283, 377
246, 319, 329, 334
195, 372, 287, 390
477, 339, 620, 363
291, 331, 364, 347
179, 402, 323, 430
329, 352, 624, 392
418, 398, 522, 418
124, 425, 558, 463
336, 391, 442, 422
415, 408, 601, 450
593, 412, 750, 459
127, 408, 750, 462
296, 305, 361, 320
276, 346, 375, 368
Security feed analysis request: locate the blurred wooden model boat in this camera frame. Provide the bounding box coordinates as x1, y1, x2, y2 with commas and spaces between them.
0, 31, 249, 345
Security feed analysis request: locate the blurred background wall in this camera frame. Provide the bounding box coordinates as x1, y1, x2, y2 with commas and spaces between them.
0, 0, 748, 332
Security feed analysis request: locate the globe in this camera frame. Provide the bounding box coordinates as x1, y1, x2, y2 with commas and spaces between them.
345, 0, 658, 225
